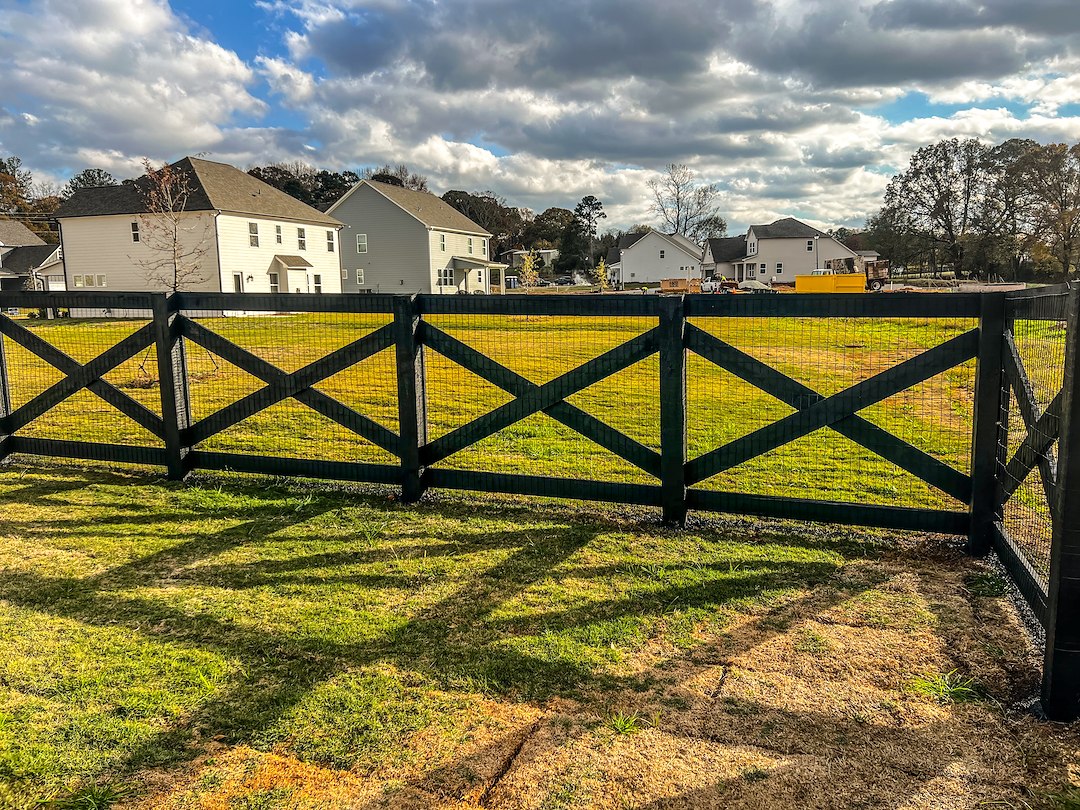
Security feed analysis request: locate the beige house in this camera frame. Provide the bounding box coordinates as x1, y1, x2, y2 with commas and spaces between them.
707, 218, 857, 284
327, 179, 507, 294
55, 157, 343, 305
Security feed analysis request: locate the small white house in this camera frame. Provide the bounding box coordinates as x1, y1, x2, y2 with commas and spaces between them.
607, 231, 703, 286
55, 157, 343, 306
708, 218, 857, 284
0, 221, 65, 291
327, 179, 508, 294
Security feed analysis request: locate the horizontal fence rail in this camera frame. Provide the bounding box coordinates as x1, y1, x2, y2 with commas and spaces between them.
0, 284, 1077, 717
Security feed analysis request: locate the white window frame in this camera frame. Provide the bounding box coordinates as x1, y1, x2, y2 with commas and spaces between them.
130, 221, 140, 243
341, 268, 348, 280
313, 273, 323, 294
269, 271, 280, 293
297, 227, 306, 251
660, 250, 665, 259
248, 222, 259, 247
232, 273, 244, 293
775, 262, 783, 273
73, 275, 84, 288
482, 238, 487, 257
468, 237, 474, 255
759, 263, 767, 274
356, 268, 365, 285
96, 274, 107, 287
356, 233, 368, 253
749, 242, 756, 254
477, 269, 484, 285
439, 233, 446, 252
807, 240, 814, 252
437, 266, 454, 287
326, 230, 335, 252
275, 224, 282, 244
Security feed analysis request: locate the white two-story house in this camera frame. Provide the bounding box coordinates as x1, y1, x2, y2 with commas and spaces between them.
606, 231, 703, 287
55, 157, 343, 302
707, 218, 857, 284
327, 179, 508, 294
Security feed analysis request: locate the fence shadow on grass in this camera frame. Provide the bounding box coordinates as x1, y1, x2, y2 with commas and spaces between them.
0, 465, 977, 804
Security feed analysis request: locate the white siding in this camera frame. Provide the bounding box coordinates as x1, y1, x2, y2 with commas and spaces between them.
429, 230, 492, 294
330, 184, 432, 293
60, 212, 220, 294
617, 232, 702, 285
216, 214, 342, 295
740, 233, 856, 283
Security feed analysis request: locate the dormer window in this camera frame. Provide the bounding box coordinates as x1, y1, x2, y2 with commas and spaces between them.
749, 242, 756, 254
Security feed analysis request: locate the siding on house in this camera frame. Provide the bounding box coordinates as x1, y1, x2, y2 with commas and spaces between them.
616, 231, 702, 285
216, 214, 342, 295
429, 229, 491, 294
738, 227, 856, 283
332, 183, 432, 293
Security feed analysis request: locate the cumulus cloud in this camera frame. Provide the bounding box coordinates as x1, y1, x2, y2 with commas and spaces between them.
4, 0, 1080, 232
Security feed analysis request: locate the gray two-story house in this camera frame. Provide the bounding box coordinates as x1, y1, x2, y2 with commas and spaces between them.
327, 179, 508, 294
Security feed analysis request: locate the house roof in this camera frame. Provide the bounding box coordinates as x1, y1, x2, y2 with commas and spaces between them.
617, 232, 648, 250
451, 256, 508, 270
273, 255, 313, 269
0, 244, 60, 275
706, 236, 747, 263
55, 157, 341, 226
331, 180, 491, 236
0, 220, 45, 246
749, 217, 830, 239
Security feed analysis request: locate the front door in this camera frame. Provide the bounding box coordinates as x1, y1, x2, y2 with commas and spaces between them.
232, 273, 243, 293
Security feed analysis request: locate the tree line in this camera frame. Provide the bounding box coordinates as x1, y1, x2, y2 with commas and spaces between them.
856, 138, 1080, 281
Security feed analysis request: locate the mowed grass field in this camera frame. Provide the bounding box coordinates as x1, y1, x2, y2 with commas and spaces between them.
2, 463, 1080, 809
2, 310, 999, 512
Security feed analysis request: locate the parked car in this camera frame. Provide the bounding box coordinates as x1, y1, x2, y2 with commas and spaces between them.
554, 276, 574, 286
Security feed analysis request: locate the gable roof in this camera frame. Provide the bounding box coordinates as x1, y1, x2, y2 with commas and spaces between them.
749, 217, 830, 239
622, 230, 701, 258
55, 157, 340, 226
0, 220, 45, 246
706, 236, 747, 263
330, 180, 491, 236
0, 244, 61, 274
617, 232, 647, 250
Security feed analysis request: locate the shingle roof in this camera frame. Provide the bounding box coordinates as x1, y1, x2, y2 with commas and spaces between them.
274, 255, 313, 268
0, 220, 45, 246
0, 244, 60, 274
350, 180, 491, 235
617, 232, 647, 250
55, 157, 340, 226
750, 217, 829, 239
706, 236, 747, 263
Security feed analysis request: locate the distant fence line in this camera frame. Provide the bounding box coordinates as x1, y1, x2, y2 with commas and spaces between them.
0, 285, 1077, 719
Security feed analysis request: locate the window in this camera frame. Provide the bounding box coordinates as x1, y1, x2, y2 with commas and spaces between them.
356, 269, 365, 285
439, 233, 446, 252
660, 250, 665, 259
248, 222, 259, 247
233, 273, 243, 293
775, 262, 783, 273
807, 240, 814, 252
130, 221, 140, 243
341, 268, 348, 280
313, 274, 323, 293
749, 242, 756, 254
73, 275, 83, 288
84, 274, 97, 287
437, 266, 454, 287
297, 228, 306, 250
275, 225, 282, 244
468, 237, 474, 254
96, 274, 107, 287
326, 230, 335, 252
356, 233, 368, 253
477, 270, 484, 285
759, 263, 767, 274
269, 272, 280, 293
482, 239, 487, 257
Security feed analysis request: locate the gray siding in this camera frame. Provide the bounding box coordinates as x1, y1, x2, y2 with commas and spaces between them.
331, 185, 432, 294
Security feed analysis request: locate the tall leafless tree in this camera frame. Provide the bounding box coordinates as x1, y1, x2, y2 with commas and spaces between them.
133, 159, 212, 292
647, 164, 727, 243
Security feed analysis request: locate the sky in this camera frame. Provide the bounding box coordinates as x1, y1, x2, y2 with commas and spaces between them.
2, 0, 1080, 234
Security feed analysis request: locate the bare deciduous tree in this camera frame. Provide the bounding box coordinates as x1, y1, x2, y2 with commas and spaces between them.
647, 164, 727, 243
133, 159, 212, 292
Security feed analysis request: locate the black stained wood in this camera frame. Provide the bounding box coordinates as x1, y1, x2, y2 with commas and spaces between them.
187, 322, 395, 443
6, 436, 168, 466
424, 468, 663, 506
991, 521, 1049, 626
686, 292, 984, 319
420, 322, 662, 477
685, 325, 972, 502
394, 295, 427, 502
0, 290, 157, 310
969, 293, 1007, 555
0, 329, 10, 463
417, 294, 661, 317
687, 488, 969, 534
152, 295, 189, 479
173, 291, 398, 314
0, 317, 163, 438
421, 327, 660, 466
659, 296, 687, 524
1042, 282, 1080, 721
180, 317, 400, 457
1003, 330, 1060, 507
685, 328, 981, 486
188, 451, 401, 484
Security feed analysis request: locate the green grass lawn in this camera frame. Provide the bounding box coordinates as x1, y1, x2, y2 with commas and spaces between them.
0, 463, 866, 805
1, 311, 1005, 513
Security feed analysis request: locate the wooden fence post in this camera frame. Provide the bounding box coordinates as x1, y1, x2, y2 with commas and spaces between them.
659, 294, 687, 525
968, 292, 1007, 555
0, 328, 11, 464
152, 294, 191, 480
1043, 282, 1080, 721
394, 294, 427, 503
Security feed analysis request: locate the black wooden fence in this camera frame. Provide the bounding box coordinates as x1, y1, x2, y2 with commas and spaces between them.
0, 285, 1077, 718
